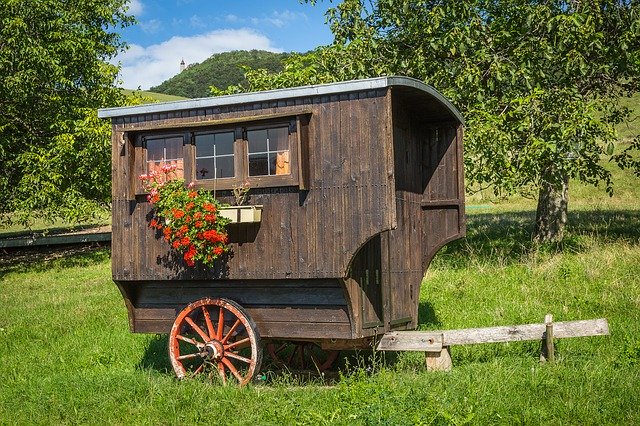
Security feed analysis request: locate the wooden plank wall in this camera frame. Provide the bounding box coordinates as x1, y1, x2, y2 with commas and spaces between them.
421, 124, 466, 271
384, 92, 466, 331
119, 279, 352, 339
111, 89, 395, 283
385, 95, 425, 330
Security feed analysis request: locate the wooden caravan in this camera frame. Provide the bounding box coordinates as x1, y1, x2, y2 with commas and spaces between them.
99, 76, 465, 383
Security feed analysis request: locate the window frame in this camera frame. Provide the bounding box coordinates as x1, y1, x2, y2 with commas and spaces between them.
133, 115, 308, 195
134, 131, 187, 195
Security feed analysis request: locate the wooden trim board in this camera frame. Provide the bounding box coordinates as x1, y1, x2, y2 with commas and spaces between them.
376, 318, 609, 352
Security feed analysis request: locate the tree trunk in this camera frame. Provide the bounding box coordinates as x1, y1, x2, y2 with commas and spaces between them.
534, 172, 569, 243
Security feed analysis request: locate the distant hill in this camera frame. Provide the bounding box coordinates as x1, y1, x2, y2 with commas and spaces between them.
150, 50, 289, 99
121, 89, 187, 103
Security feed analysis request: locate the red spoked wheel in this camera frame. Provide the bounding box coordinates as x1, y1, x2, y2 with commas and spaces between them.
169, 298, 262, 386
267, 341, 339, 373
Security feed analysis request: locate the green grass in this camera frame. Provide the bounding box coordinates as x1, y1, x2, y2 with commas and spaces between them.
1, 202, 639, 424
1, 133, 639, 424
121, 88, 189, 103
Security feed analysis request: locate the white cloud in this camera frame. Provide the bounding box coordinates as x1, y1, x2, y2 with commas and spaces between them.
124, 0, 144, 17
115, 29, 282, 90
189, 15, 206, 29
224, 10, 307, 28
254, 10, 308, 28
139, 19, 162, 34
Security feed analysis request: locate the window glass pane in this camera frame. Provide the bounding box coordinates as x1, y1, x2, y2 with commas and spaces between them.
145, 136, 184, 181
268, 153, 277, 175
195, 131, 236, 180
146, 139, 164, 161
196, 157, 214, 180
248, 153, 269, 176
216, 156, 234, 178
195, 134, 215, 157
215, 132, 235, 155
165, 137, 183, 160
269, 127, 289, 152
247, 129, 268, 153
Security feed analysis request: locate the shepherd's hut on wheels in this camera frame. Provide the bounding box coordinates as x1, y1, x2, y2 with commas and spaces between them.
98, 76, 466, 385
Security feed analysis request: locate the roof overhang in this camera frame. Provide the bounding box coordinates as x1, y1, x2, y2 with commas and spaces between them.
98, 76, 465, 125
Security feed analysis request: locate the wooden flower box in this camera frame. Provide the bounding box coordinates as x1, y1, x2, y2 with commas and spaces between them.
218, 205, 263, 224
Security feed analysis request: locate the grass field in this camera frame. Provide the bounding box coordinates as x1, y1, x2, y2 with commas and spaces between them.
121, 89, 188, 103
1, 172, 638, 425
1, 126, 639, 423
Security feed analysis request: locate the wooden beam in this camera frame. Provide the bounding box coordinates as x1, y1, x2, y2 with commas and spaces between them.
376, 318, 609, 352
0, 232, 112, 248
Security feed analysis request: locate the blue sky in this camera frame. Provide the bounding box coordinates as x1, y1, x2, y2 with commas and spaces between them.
116, 0, 334, 90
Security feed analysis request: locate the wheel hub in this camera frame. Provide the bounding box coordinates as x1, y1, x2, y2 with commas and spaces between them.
203, 340, 224, 361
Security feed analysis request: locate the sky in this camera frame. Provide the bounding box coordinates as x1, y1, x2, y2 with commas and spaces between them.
116, 0, 334, 90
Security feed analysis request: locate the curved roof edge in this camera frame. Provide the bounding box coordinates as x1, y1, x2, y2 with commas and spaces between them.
98, 76, 464, 125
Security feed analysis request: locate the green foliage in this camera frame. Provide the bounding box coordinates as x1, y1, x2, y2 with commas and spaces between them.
236, 0, 640, 240
150, 50, 289, 98
0, 0, 134, 226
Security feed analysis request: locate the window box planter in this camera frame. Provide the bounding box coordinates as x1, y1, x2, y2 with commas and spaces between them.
219, 205, 263, 224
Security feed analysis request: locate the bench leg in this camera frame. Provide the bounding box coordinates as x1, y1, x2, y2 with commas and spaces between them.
425, 346, 452, 371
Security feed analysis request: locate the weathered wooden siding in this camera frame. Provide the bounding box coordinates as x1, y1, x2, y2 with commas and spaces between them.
111, 90, 394, 283
383, 90, 466, 331
116, 279, 352, 339
109, 81, 465, 341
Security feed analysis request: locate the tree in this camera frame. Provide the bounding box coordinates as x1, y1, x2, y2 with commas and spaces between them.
0, 0, 133, 226
231, 0, 640, 241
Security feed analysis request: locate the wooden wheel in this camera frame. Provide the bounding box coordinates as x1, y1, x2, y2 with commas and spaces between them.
169, 298, 262, 386
266, 341, 339, 372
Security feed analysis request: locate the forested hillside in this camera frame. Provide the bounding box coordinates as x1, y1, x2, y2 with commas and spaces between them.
150, 50, 288, 98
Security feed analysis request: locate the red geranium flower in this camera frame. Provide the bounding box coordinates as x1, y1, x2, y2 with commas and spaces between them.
140, 174, 232, 268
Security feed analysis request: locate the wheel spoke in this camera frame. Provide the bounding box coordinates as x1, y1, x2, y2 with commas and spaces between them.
177, 352, 201, 361
225, 351, 252, 365
202, 306, 215, 340
225, 336, 250, 351
193, 362, 205, 375
221, 357, 244, 382
177, 334, 204, 348
267, 341, 340, 372
273, 343, 287, 355
216, 307, 225, 340
217, 362, 227, 385
185, 317, 210, 342
221, 319, 241, 344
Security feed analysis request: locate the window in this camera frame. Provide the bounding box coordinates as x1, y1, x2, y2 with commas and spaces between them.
247, 127, 290, 177
145, 135, 184, 181
134, 114, 308, 194
191, 121, 298, 189
195, 131, 235, 180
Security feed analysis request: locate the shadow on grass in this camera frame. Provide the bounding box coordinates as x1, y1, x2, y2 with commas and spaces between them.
137, 334, 173, 373
433, 208, 640, 269
0, 245, 111, 279
418, 301, 441, 327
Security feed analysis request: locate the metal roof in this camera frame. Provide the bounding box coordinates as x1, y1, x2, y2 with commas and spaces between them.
98, 76, 464, 124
